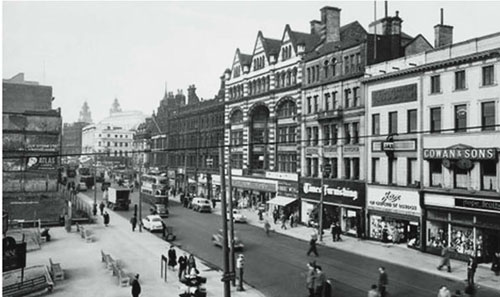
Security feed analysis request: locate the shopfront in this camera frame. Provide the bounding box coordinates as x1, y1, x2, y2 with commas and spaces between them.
211, 175, 277, 209
367, 186, 422, 249
424, 192, 500, 262
266, 180, 299, 218
299, 178, 365, 237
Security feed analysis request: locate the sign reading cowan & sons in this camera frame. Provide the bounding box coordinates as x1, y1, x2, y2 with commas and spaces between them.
423, 148, 497, 160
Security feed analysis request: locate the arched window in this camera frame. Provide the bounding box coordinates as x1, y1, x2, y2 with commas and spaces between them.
324, 60, 330, 78
331, 58, 337, 76
230, 109, 243, 124
277, 100, 297, 118
292, 68, 297, 85
286, 70, 291, 86
281, 71, 286, 87
276, 73, 281, 88
266, 76, 270, 91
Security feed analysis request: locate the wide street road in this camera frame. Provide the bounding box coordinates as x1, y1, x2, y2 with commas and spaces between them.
95, 186, 499, 297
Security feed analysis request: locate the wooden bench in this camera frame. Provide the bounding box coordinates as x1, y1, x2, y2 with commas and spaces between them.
3, 275, 53, 297
83, 229, 94, 243
117, 267, 130, 287
49, 258, 64, 281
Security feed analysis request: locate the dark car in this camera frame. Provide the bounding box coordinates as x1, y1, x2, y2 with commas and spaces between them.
101, 182, 111, 192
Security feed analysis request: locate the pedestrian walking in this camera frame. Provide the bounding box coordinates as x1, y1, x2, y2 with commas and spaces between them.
187, 254, 197, 274
368, 284, 381, 297
330, 223, 336, 242
437, 285, 451, 297
161, 221, 167, 239
437, 245, 452, 272
307, 233, 319, 257
289, 213, 295, 228
167, 245, 177, 271
130, 215, 137, 232
280, 213, 287, 230
467, 255, 478, 286
131, 274, 141, 297
103, 211, 110, 227
99, 200, 105, 215
335, 222, 342, 241
178, 253, 188, 280
264, 220, 271, 236
491, 251, 500, 276
273, 209, 279, 225
378, 266, 388, 297
314, 265, 326, 297
306, 262, 317, 297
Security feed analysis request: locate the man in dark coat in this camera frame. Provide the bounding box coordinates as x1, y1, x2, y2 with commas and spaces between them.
467, 255, 478, 286
178, 253, 188, 280
378, 266, 388, 297
307, 233, 319, 257
131, 274, 141, 297
103, 211, 110, 227
99, 201, 105, 215
130, 215, 137, 232
167, 245, 177, 271
314, 265, 326, 297
437, 245, 452, 272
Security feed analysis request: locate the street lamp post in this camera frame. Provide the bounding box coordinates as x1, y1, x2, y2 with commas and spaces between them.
219, 141, 231, 297
227, 143, 236, 286
318, 145, 325, 242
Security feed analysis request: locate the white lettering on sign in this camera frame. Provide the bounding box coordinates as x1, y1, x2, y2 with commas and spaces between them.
303, 183, 358, 200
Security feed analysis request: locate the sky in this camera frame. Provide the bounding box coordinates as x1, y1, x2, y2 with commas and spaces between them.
3, 1, 500, 124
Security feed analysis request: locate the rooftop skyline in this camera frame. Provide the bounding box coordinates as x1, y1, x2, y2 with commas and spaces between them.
3, 1, 500, 123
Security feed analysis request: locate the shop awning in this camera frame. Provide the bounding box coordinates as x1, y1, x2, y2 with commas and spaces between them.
267, 196, 297, 206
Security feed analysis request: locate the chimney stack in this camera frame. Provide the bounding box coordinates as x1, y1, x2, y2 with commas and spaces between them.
320, 6, 341, 43
434, 8, 453, 48
310, 20, 323, 36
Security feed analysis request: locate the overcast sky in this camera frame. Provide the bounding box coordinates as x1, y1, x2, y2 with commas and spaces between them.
3, 1, 500, 124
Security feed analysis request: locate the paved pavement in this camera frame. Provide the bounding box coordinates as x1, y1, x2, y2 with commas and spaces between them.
21, 192, 266, 297
198, 196, 500, 292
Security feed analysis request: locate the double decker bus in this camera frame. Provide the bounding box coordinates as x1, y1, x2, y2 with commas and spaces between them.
140, 174, 169, 207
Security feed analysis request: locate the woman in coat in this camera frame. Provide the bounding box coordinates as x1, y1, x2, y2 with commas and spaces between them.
187, 254, 197, 274
167, 245, 177, 270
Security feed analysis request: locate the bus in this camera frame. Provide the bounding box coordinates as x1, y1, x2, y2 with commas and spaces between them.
140, 174, 169, 207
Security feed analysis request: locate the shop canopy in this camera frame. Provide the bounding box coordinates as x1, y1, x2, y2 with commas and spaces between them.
266, 196, 297, 206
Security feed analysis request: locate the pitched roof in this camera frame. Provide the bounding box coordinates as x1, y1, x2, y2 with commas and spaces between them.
239, 53, 252, 66
262, 37, 282, 57
305, 21, 368, 60
290, 30, 321, 52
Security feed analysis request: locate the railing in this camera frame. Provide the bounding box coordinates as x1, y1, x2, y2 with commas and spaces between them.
317, 109, 343, 121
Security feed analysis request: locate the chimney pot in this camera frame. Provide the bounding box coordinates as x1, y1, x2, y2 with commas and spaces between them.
320, 6, 341, 43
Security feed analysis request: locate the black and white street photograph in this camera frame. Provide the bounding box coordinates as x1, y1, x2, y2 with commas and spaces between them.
2, 1, 500, 297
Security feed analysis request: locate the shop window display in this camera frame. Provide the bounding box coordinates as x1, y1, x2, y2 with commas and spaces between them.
344, 210, 358, 236
427, 220, 448, 248
370, 216, 415, 244
450, 225, 474, 256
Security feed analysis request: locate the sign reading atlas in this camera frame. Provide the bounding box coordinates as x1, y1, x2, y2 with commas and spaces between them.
303, 183, 358, 200
423, 147, 497, 160
26, 156, 57, 170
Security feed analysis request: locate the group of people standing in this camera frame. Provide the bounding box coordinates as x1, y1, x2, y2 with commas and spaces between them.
272, 208, 298, 230
166, 245, 198, 281
306, 261, 328, 297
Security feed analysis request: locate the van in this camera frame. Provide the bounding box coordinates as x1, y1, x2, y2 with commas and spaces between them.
191, 197, 212, 213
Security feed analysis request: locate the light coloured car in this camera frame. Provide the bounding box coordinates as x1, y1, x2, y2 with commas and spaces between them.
192, 197, 212, 213
142, 215, 164, 232
212, 229, 244, 250
227, 209, 247, 223
77, 182, 88, 192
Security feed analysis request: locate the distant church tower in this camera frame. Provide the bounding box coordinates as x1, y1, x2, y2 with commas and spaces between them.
110, 98, 122, 115
78, 101, 93, 123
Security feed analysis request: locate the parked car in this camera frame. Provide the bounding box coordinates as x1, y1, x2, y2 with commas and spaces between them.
155, 204, 169, 218
227, 209, 247, 223
77, 182, 88, 192
142, 215, 164, 232
191, 198, 212, 213
212, 229, 244, 250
